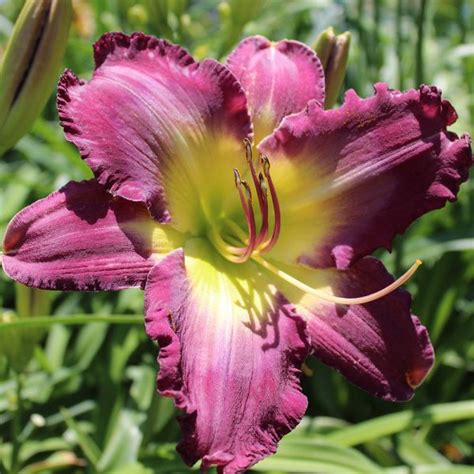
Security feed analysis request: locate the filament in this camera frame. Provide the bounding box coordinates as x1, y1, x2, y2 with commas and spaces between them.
253, 256, 423, 305
212, 143, 282, 263
258, 155, 281, 254
244, 138, 269, 245
229, 169, 257, 263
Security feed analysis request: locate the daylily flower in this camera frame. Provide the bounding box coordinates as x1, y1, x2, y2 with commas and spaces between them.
2, 33, 472, 473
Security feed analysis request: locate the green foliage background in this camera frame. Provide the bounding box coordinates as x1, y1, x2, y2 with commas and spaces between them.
0, 0, 473, 472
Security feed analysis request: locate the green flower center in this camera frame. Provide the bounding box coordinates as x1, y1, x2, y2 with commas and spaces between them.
207, 139, 282, 264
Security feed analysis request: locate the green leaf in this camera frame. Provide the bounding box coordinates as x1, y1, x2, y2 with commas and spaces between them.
107, 463, 153, 474
327, 401, 474, 446
73, 322, 109, 370
127, 365, 156, 411
254, 438, 381, 473
0, 315, 144, 331
385, 465, 474, 474
96, 411, 142, 472
403, 236, 474, 266
19, 438, 70, 464
396, 432, 450, 466
60, 408, 101, 468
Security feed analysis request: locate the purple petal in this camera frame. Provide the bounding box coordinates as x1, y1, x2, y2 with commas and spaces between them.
2, 180, 180, 290
260, 84, 472, 269
144, 246, 309, 473
286, 257, 434, 401
227, 35, 325, 143
58, 32, 251, 222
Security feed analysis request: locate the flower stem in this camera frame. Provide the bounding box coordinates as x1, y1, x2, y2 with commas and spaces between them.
416, 0, 428, 85
396, 0, 405, 90
0, 314, 144, 331
10, 372, 23, 474
327, 400, 474, 447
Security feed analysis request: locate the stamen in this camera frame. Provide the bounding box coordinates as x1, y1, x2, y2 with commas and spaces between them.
230, 169, 257, 263
258, 155, 281, 254
253, 256, 423, 305
208, 170, 258, 264
243, 139, 269, 245
256, 172, 269, 245
208, 227, 248, 263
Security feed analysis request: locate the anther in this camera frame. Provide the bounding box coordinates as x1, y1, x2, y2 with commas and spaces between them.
229, 168, 257, 263
233, 168, 242, 187
259, 172, 267, 194
258, 155, 281, 254
254, 172, 269, 245
261, 155, 270, 175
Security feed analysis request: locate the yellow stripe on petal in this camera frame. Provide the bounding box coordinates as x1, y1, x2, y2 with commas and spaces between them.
162, 134, 249, 235
121, 217, 185, 258
264, 153, 342, 265
184, 238, 273, 323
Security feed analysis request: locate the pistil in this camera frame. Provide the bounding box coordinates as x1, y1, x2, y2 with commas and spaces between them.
253, 255, 423, 305
212, 142, 421, 305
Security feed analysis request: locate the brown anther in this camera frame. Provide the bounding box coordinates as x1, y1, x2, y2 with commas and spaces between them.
258, 154, 281, 254
258, 172, 267, 195
261, 155, 271, 175
241, 181, 252, 202
244, 137, 253, 162
233, 168, 242, 187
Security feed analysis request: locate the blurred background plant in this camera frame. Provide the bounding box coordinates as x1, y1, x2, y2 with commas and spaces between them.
0, 0, 473, 473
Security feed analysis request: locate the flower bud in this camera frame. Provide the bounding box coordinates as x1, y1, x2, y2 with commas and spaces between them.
313, 27, 351, 109
313, 26, 336, 69
0, 0, 72, 155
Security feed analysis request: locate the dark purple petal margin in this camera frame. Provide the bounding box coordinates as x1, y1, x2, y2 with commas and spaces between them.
57, 32, 251, 223
261, 84, 472, 269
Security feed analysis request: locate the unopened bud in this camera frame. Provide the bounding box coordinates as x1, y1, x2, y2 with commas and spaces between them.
313, 26, 336, 69
313, 27, 351, 109
0, 0, 73, 155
